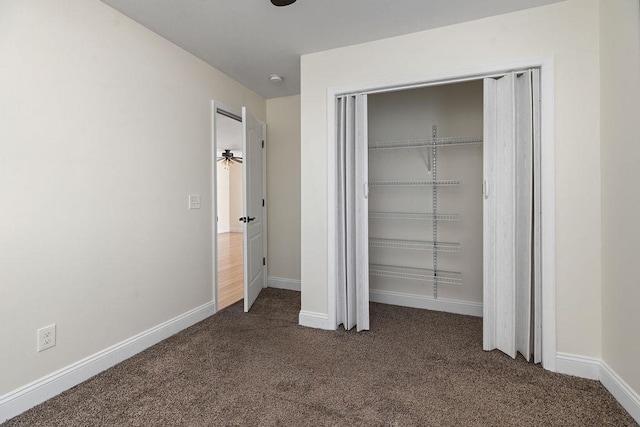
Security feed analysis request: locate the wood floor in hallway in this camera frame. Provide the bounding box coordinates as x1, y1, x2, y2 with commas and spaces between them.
218, 232, 243, 310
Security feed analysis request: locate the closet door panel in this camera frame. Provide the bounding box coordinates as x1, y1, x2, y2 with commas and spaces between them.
483, 78, 498, 351
336, 94, 369, 332
484, 74, 517, 358
532, 69, 543, 364
336, 97, 347, 328
355, 94, 369, 332
484, 71, 537, 361
345, 96, 357, 330
515, 71, 533, 361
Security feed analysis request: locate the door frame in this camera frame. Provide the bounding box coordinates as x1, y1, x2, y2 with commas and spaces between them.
211, 101, 268, 313
325, 56, 557, 371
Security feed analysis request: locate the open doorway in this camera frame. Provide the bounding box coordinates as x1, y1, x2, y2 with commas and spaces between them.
212, 102, 267, 313
215, 111, 244, 310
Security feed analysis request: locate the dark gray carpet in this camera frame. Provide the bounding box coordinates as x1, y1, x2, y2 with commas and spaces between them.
4, 289, 636, 426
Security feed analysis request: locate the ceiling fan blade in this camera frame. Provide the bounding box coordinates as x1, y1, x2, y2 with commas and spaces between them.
235, 159, 243, 163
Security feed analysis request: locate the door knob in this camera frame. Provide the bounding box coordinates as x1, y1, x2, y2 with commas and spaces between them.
247, 217, 256, 222
239, 217, 247, 223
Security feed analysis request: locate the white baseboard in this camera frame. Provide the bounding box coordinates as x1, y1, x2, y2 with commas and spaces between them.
555, 353, 640, 424
298, 310, 334, 330
556, 352, 601, 380
600, 361, 640, 423
217, 228, 241, 234
369, 289, 483, 317
0, 301, 215, 424
267, 277, 301, 291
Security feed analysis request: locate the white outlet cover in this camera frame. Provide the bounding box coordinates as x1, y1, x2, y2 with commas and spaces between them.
37, 324, 56, 352
188, 194, 201, 210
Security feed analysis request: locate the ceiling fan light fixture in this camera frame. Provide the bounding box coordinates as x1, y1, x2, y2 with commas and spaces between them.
269, 74, 284, 84
270, 0, 296, 6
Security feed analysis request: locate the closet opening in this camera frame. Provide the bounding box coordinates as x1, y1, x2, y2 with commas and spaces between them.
331, 65, 554, 368
367, 81, 484, 318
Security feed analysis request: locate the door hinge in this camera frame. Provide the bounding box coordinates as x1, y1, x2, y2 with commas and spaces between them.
263, 257, 266, 266
262, 199, 265, 207
261, 140, 264, 148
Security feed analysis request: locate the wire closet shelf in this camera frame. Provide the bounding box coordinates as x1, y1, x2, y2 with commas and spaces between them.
367, 127, 482, 298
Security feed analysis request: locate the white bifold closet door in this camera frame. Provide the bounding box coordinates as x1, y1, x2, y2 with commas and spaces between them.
336, 94, 370, 332
483, 70, 541, 362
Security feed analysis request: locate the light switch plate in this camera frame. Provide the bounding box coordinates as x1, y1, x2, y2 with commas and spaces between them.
188, 194, 201, 210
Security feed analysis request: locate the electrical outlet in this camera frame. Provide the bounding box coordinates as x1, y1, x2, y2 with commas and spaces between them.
37, 324, 56, 352
188, 194, 201, 210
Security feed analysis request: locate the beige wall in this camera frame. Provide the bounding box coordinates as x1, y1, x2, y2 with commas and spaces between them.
229, 162, 244, 233
265, 96, 302, 281
217, 165, 231, 232
301, 0, 602, 357
600, 0, 640, 395
216, 161, 243, 233
0, 0, 264, 395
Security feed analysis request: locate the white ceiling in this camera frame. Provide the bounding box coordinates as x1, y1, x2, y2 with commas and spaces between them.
100, 0, 562, 99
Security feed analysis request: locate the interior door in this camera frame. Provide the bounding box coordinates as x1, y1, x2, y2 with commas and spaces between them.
483, 71, 535, 360
242, 107, 265, 312
336, 94, 369, 332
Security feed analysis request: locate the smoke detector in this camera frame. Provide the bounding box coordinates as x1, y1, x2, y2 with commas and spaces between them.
269, 74, 284, 84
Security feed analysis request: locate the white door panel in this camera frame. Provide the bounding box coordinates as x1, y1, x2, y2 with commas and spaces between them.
483, 71, 536, 361
242, 107, 265, 312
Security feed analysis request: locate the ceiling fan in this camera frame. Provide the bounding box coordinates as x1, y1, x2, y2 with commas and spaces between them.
271, 0, 296, 6
217, 149, 243, 165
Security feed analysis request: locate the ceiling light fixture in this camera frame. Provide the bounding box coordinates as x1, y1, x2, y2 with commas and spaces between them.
269, 74, 284, 84
271, 0, 296, 6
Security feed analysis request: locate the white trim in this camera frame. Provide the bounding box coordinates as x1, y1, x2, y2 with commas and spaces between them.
370, 289, 482, 317
211, 101, 219, 313
218, 227, 243, 234
298, 310, 334, 330
268, 277, 301, 292
601, 361, 640, 423
327, 91, 338, 330
0, 302, 215, 424
556, 352, 601, 380
328, 56, 553, 97
538, 57, 556, 372
326, 55, 556, 371
261, 120, 268, 290
554, 354, 640, 423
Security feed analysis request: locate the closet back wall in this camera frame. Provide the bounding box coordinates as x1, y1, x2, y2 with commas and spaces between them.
368, 81, 483, 304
